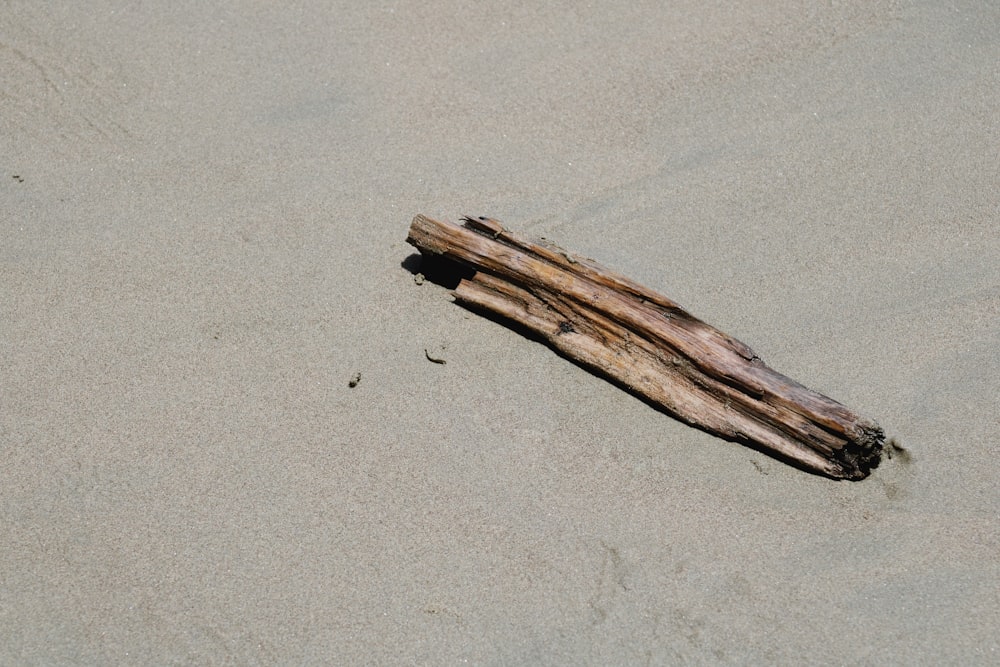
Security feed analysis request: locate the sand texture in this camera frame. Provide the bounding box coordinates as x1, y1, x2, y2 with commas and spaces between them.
3, 1, 998, 664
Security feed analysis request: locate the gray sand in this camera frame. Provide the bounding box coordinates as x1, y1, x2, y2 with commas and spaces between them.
3, 1, 998, 663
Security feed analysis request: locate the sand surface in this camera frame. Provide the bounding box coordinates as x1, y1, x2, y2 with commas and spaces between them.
3, 1, 998, 663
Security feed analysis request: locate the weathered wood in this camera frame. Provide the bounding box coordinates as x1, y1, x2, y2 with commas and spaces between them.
406, 214, 885, 480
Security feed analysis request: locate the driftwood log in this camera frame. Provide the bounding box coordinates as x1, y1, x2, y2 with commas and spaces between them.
406, 214, 885, 480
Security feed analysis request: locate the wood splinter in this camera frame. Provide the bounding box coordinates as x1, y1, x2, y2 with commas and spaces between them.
406, 214, 886, 480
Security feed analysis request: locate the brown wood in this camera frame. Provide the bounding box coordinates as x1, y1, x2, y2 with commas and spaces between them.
406, 214, 885, 480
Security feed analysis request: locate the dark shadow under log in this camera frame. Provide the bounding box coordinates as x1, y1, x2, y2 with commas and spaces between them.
406, 214, 885, 480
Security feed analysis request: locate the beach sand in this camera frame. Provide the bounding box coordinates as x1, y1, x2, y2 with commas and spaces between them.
2, 1, 998, 663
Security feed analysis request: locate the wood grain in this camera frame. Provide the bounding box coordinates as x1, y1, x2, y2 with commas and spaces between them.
406, 214, 885, 480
